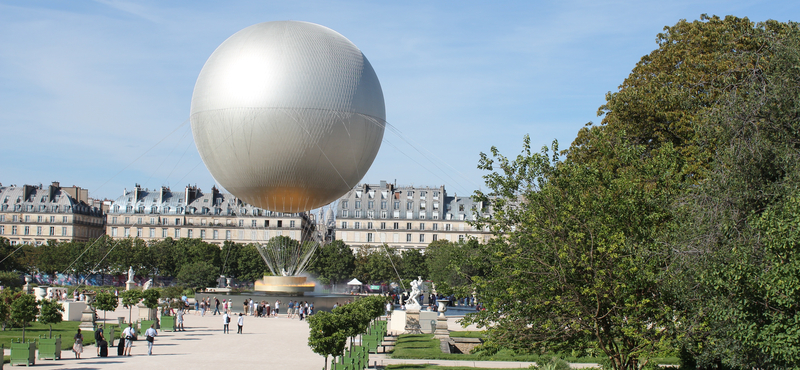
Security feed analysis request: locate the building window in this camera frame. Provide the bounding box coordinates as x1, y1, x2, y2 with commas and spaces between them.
11, 226, 17, 235
459, 235, 465, 241
354, 222, 361, 229
188, 229, 193, 238
393, 211, 400, 219
163, 229, 168, 238
238, 220, 244, 227
36, 226, 42, 236
368, 201, 374, 209
124, 228, 130, 237
290, 220, 296, 228
150, 217, 156, 225
433, 223, 439, 231
264, 220, 270, 227
150, 228, 156, 237
419, 234, 425, 242
252, 220, 257, 227
367, 233, 373, 242
355, 210, 362, 218
226, 230, 231, 240
175, 218, 181, 226
277, 220, 283, 228
50, 216, 55, 223
111, 227, 117, 237
112, 217, 118, 224
433, 234, 438, 241
381, 201, 387, 209
48, 226, 54, 235
0, 226, 3, 235
24, 226, 30, 235
137, 228, 143, 237
393, 233, 399, 242
213, 230, 219, 239
433, 191, 439, 199
339, 231, 347, 240
124, 217, 130, 224
445, 224, 451, 231
381, 211, 387, 219
406, 202, 413, 210
406, 223, 412, 230
367, 222, 373, 229
200, 230, 206, 239
393, 201, 400, 210
25, 215, 30, 222
341, 200, 348, 208
174, 228, 180, 238
355, 201, 361, 209
37, 216, 42, 223
341, 222, 348, 229
406, 233, 412, 242
380, 222, 385, 230
419, 223, 425, 230
393, 222, 399, 230
341, 210, 348, 218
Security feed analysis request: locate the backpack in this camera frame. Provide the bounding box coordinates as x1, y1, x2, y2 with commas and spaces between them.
226, 315, 230, 324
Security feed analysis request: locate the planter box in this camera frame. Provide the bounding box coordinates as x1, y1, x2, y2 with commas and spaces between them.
160, 316, 175, 331
140, 320, 155, 335
104, 324, 117, 347
10, 341, 36, 366
38, 336, 62, 360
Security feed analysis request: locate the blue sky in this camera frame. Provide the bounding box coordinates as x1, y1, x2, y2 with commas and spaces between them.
0, 0, 797, 201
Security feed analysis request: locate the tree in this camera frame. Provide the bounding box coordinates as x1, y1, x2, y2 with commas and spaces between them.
10, 294, 39, 342
141, 289, 161, 310
571, 15, 799, 182
399, 249, 427, 281
176, 261, 218, 290
120, 289, 141, 324
307, 311, 348, 370
668, 28, 800, 369
0, 271, 22, 289
93, 291, 119, 322
38, 299, 64, 338
0, 289, 13, 331
352, 245, 401, 284
469, 134, 681, 370
308, 240, 356, 286
425, 239, 488, 296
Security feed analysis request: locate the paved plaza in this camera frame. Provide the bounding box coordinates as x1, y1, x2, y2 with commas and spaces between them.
3, 302, 556, 369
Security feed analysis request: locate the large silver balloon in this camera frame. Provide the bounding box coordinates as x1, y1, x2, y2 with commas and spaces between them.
190, 21, 385, 212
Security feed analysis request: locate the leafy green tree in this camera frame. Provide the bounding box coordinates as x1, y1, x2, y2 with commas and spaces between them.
668, 29, 800, 369
10, 294, 39, 342
308, 240, 356, 286
120, 290, 141, 324
425, 239, 488, 296
176, 261, 218, 290
175, 238, 222, 274
307, 311, 348, 370
141, 289, 161, 310
0, 271, 22, 289
469, 134, 681, 370
0, 289, 13, 331
0, 238, 24, 272
38, 298, 64, 338
571, 15, 799, 182
399, 249, 427, 281
353, 245, 400, 284
93, 292, 119, 322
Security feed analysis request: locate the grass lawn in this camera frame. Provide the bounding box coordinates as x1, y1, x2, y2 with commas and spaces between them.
0, 321, 119, 349
390, 333, 680, 366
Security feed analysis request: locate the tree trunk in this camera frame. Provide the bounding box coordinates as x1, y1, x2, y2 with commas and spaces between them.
22, 324, 25, 342
324, 354, 328, 370
49, 324, 53, 339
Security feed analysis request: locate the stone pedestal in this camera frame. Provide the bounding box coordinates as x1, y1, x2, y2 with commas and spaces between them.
126, 281, 135, 291
403, 309, 423, 334
433, 299, 449, 339
78, 306, 96, 331
138, 303, 157, 321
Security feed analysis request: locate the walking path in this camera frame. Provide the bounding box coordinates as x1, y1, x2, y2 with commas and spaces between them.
8, 302, 596, 369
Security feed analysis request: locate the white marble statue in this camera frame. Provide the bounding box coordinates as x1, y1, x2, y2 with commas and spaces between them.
407, 276, 425, 310
127, 266, 134, 283
142, 279, 153, 290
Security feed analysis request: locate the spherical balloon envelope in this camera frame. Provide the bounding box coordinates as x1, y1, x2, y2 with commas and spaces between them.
190, 21, 386, 213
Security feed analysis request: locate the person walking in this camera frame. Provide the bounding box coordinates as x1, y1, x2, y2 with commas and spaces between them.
72, 328, 84, 359
222, 312, 230, 334
213, 297, 220, 315
95, 325, 105, 356
237, 313, 244, 334
176, 308, 185, 331
274, 300, 280, 317
122, 323, 136, 356
144, 324, 158, 355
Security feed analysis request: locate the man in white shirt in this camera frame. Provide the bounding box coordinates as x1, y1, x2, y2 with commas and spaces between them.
121, 324, 136, 356
237, 313, 244, 334
222, 312, 230, 334
144, 324, 158, 355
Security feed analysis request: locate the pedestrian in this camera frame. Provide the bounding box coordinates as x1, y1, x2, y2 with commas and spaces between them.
223, 311, 230, 334
122, 323, 136, 356
243, 299, 249, 315
288, 300, 294, 318
73, 328, 84, 359
274, 300, 280, 317
237, 313, 244, 334
144, 324, 158, 355
213, 297, 220, 315
176, 307, 185, 331
95, 325, 106, 356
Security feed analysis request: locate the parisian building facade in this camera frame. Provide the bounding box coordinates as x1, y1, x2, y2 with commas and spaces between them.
105, 184, 313, 246
334, 180, 493, 251
0, 182, 105, 245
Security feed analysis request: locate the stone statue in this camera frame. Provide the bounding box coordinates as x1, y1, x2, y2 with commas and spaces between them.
143, 279, 153, 290
407, 276, 424, 310
127, 266, 134, 283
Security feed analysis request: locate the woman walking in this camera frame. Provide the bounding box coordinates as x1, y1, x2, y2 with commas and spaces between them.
73, 328, 84, 359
